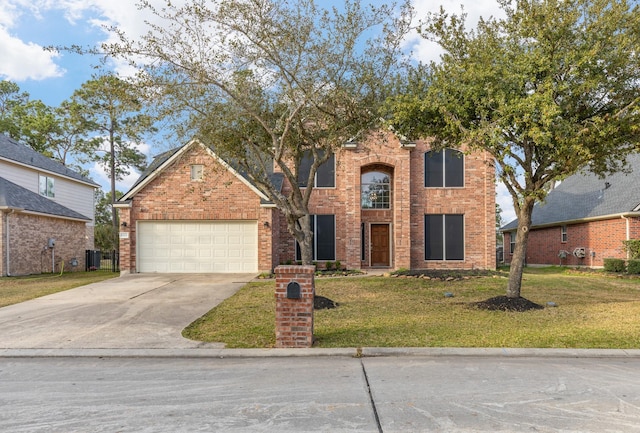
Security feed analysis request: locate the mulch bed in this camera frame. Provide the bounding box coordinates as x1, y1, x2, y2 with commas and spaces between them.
471, 296, 544, 312
314, 295, 339, 310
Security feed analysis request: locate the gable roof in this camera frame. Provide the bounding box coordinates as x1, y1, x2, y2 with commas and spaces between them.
502, 153, 640, 231
119, 139, 278, 204
0, 177, 91, 221
0, 134, 98, 187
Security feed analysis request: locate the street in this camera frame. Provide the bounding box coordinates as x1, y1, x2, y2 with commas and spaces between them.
2, 354, 640, 432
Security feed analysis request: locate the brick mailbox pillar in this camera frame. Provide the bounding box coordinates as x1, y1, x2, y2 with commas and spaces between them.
275, 265, 315, 348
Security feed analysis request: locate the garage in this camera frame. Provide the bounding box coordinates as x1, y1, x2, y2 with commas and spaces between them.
137, 221, 258, 273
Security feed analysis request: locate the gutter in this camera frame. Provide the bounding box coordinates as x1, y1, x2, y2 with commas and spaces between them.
500, 212, 640, 233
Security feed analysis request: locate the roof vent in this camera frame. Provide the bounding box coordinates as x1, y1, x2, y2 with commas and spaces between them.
605, 182, 611, 189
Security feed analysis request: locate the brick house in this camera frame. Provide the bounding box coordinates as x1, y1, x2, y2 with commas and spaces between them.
501, 154, 640, 268
0, 135, 98, 276
115, 132, 496, 273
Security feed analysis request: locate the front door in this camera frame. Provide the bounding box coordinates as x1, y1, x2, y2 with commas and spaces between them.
370, 224, 390, 267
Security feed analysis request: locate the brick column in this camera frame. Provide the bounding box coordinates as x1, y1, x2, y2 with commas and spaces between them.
274, 265, 315, 348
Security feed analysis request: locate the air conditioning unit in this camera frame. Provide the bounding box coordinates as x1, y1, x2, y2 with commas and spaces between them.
573, 247, 586, 259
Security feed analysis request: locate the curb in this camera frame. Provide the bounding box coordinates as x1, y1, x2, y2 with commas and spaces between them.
2, 347, 640, 359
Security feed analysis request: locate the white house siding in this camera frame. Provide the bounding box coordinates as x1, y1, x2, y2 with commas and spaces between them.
54, 177, 95, 222
0, 160, 36, 192
0, 160, 95, 222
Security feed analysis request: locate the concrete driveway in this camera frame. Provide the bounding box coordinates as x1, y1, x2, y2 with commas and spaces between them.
0, 273, 256, 349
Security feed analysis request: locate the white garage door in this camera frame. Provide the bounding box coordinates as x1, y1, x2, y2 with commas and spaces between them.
137, 221, 258, 273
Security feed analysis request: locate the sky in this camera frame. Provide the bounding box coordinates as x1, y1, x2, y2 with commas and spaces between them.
0, 0, 515, 223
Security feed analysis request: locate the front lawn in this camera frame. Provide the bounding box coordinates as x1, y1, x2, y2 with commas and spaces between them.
0, 271, 118, 308
183, 268, 640, 349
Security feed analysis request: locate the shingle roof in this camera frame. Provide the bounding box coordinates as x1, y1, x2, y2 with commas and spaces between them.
0, 134, 98, 186
501, 154, 640, 231
0, 177, 91, 220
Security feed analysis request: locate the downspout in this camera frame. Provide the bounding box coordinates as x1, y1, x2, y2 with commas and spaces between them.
4, 211, 9, 276
622, 215, 630, 260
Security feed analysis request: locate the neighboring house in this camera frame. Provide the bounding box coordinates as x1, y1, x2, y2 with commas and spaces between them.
0, 134, 98, 276
501, 154, 640, 268
115, 132, 496, 274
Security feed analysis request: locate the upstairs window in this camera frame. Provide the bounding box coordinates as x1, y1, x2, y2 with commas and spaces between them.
191, 164, 204, 181
39, 175, 55, 198
298, 151, 335, 188
424, 148, 464, 187
361, 171, 391, 209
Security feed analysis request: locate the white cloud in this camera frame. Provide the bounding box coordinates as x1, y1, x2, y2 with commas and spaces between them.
0, 0, 65, 81
90, 161, 141, 194
407, 0, 505, 64
0, 28, 65, 80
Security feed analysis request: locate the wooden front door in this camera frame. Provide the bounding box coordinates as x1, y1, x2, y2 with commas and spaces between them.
370, 224, 390, 267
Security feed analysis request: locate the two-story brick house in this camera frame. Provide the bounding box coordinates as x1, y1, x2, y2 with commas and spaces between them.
116, 132, 496, 273
0, 134, 98, 276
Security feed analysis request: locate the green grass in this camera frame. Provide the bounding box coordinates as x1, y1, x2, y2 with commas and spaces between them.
183, 268, 640, 349
0, 271, 118, 308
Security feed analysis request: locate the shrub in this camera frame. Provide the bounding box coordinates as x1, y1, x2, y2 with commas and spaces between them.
603, 258, 626, 273
623, 240, 640, 260
334, 260, 342, 270
627, 260, 640, 275
325, 261, 334, 271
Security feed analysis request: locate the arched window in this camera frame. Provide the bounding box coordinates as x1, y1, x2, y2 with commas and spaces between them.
424, 148, 464, 187
361, 171, 391, 209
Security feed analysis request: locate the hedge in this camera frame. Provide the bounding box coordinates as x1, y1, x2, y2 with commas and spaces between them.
628, 260, 640, 275
603, 258, 626, 273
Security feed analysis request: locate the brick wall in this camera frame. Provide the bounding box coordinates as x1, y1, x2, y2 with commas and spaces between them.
503, 216, 640, 267
118, 143, 274, 273
1, 212, 87, 276
274, 265, 315, 348
119, 137, 496, 273
275, 132, 496, 270
409, 141, 495, 270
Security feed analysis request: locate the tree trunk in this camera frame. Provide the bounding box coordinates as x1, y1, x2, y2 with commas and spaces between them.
110, 130, 118, 252
506, 199, 535, 298
296, 214, 314, 266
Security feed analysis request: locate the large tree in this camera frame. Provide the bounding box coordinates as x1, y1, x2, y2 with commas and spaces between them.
387, 0, 640, 299
0, 81, 30, 143
69, 74, 151, 250
91, 0, 412, 265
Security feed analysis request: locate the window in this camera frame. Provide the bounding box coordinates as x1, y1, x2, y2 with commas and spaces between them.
424, 214, 464, 260
561, 225, 567, 243
39, 175, 55, 198
424, 148, 464, 187
191, 164, 203, 180
361, 223, 365, 261
295, 215, 336, 261
298, 151, 335, 188
361, 171, 391, 209
509, 232, 516, 254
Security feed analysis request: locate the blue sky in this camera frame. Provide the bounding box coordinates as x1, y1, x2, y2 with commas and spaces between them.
0, 0, 514, 222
